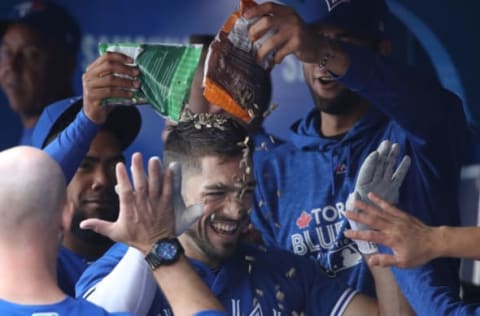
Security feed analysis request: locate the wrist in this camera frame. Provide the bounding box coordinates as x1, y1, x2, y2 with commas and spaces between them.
432, 226, 449, 259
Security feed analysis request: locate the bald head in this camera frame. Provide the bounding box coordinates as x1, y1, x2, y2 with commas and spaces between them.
0, 146, 66, 238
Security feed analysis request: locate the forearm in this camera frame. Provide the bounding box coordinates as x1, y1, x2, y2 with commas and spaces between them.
367, 257, 414, 316
152, 255, 225, 316
84, 247, 156, 316
435, 226, 480, 260
336, 43, 464, 140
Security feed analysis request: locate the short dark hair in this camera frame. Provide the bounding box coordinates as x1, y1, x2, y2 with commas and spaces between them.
164, 114, 251, 175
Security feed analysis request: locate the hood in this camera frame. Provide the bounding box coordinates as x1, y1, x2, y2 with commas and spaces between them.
290, 107, 387, 150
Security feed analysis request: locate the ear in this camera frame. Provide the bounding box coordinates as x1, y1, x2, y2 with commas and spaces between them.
60, 200, 74, 234
377, 39, 392, 57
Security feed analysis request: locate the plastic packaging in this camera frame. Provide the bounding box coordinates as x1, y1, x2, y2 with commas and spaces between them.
99, 42, 203, 122
203, 0, 273, 123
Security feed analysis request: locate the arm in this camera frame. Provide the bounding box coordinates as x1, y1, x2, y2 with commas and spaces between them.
80, 153, 224, 316
245, 2, 467, 141
43, 52, 140, 183
345, 193, 480, 267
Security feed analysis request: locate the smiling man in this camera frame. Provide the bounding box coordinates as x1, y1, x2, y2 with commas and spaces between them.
76, 114, 413, 316
32, 98, 141, 297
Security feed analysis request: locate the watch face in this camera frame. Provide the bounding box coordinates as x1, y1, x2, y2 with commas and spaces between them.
155, 241, 179, 260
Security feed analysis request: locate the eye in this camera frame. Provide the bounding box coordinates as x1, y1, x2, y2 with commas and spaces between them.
203, 191, 226, 203
78, 160, 94, 171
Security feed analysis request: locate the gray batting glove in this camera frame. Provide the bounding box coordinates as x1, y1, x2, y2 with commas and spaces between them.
115, 160, 203, 236
169, 162, 204, 236
346, 140, 411, 254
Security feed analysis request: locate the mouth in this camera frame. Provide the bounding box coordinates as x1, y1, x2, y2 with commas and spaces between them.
207, 213, 244, 236
314, 73, 336, 85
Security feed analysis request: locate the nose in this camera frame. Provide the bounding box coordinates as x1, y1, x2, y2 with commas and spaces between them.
222, 196, 248, 220
91, 166, 115, 191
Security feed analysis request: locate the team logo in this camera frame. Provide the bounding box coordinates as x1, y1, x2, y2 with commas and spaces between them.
324, 0, 350, 12
335, 162, 347, 175
296, 211, 312, 229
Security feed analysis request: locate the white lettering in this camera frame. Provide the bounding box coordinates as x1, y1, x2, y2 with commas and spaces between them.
291, 233, 308, 255
231, 299, 241, 316
304, 230, 322, 252
316, 224, 336, 248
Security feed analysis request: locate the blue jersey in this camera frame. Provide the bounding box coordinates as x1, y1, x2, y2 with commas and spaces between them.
0, 296, 129, 316
251, 44, 468, 306
77, 242, 357, 316
57, 246, 89, 297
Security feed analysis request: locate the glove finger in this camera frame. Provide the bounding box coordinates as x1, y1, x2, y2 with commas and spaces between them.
384, 143, 400, 181
175, 204, 204, 236
372, 140, 390, 182
392, 155, 411, 187
356, 151, 379, 187
345, 191, 361, 212
169, 161, 185, 211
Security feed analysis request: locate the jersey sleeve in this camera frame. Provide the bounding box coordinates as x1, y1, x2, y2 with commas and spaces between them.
76, 243, 156, 316
338, 43, 467, 144
391, 260, 480, 315
44, 109, 100, 183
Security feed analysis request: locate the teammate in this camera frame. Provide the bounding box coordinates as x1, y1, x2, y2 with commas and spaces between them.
0, 0, 80, 145
31, 52, 142, 296
77, 115, 413, 316
0, 146, 127, 315
246, 0, 468, 311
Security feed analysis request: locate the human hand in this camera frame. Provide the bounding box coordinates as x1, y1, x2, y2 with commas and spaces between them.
346, 140, 411, 254
345, 193, 437, 268
82, 52, 141, 124
80, 152, 202, 255
244, 2, 329, 65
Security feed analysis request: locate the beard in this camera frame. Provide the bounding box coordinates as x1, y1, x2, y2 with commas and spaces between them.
69, 209, 117, 249
310, 85, 363, 116
184, 224, 238, 264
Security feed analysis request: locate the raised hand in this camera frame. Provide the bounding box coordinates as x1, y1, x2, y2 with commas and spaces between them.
80, 153, 202, 254
346, 140, 411, 254
82, 52, 140, 124
345, 193, 437, 268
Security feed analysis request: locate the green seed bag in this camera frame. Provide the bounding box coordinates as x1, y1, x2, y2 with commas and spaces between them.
98, 42, 203, 122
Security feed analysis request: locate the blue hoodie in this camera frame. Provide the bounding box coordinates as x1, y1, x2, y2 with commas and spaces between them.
251, 43, 469, 307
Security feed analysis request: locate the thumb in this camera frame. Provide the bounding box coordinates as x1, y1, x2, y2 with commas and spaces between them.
174, 204, 204, 236
80, 218, 115, 239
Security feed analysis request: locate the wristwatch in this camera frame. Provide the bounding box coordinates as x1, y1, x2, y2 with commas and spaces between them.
145, 237, 184, 270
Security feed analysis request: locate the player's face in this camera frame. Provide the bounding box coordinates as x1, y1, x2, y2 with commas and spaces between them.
67, 130, 124, 246
181, 155, 254, 266
0, 24, 68, 122
303, 24, 366, 115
